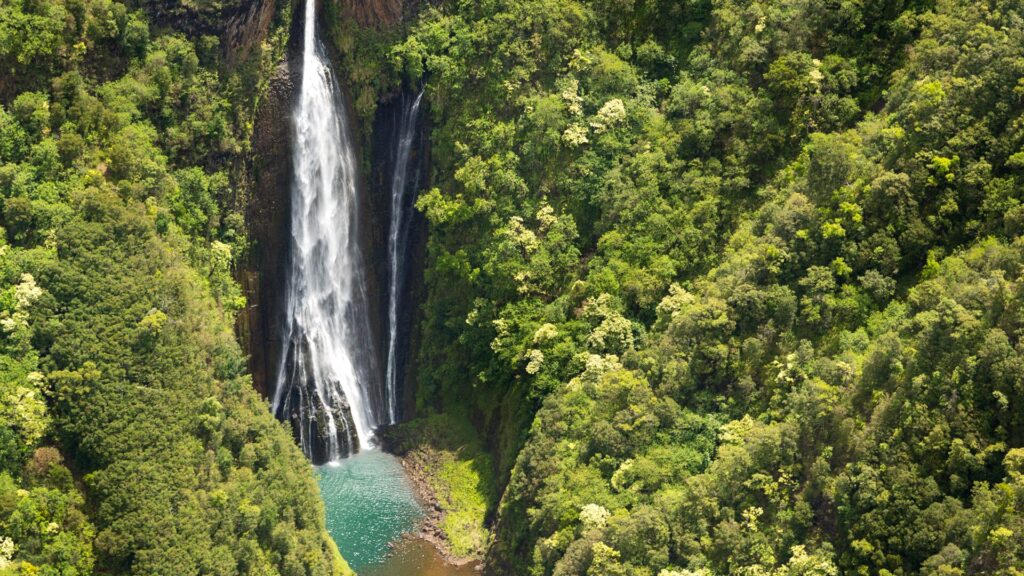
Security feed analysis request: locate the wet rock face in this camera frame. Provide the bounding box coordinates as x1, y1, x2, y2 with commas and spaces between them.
280, 335, 358, 463
240, 52, 300, 398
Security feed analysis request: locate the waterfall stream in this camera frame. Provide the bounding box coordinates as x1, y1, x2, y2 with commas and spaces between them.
273, 0, 381, 464
385, 88, 424, 423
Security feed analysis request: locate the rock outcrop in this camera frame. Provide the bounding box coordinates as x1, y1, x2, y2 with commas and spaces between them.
336, 0, 409, 27
138, 0, 278, 64
223, 0, 280, 66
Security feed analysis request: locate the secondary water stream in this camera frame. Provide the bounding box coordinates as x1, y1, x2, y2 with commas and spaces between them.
385, 87, 424, 423
272, 0, 467, 572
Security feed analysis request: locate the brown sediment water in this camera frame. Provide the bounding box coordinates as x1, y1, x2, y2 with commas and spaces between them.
362, 538, 481, 576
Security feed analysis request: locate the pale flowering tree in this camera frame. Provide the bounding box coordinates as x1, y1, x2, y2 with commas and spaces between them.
0, 537, 15, 570
579, 503, 610, 531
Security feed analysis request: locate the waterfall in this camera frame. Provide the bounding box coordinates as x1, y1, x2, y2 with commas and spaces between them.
384, 88, 424, 423
272, 0, 381, 463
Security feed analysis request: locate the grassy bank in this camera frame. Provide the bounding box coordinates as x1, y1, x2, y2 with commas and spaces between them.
384, 415, 496, 560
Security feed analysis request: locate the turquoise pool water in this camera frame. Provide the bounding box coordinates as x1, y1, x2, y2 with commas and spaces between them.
316, 450, 482, 575
316, 451, 423, 570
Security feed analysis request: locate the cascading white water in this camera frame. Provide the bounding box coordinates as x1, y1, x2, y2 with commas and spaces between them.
273, 0, 380, 462
384, 89, 424, 423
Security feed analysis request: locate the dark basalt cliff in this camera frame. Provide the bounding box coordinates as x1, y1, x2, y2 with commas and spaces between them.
238, 54, 298, 397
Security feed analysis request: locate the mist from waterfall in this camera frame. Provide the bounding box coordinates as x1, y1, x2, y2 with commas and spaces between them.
384, 88, 424, 423
272, 0, 381, 463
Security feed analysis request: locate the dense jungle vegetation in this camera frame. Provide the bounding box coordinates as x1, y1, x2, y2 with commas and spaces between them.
379, 0, 1024, 574
0, 0, 351, 574
2, 0, 1024, 575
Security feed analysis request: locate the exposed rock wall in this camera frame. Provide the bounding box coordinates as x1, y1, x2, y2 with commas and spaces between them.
239, 5, 303, 396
